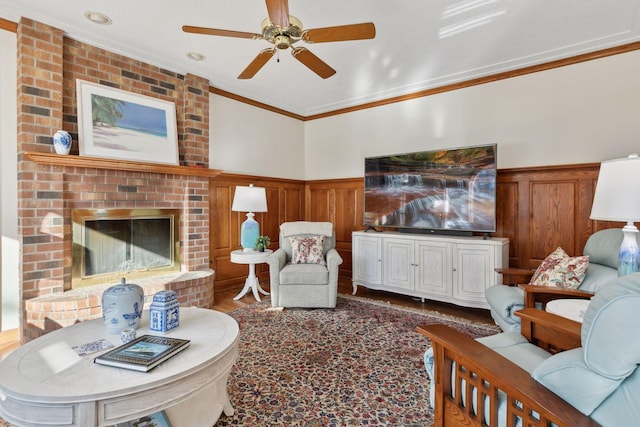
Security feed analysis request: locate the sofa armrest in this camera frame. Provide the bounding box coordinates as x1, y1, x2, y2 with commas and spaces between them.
417, 324, 598, 427
519, 284, 594, 309
266, 249, 287, 285
325, 248, 343, 270
516, 308, 582, 353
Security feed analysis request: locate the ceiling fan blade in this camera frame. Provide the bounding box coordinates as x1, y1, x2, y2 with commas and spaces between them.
182, 25, 260, 40
238, 48, 276, 79
291, 47, 336, 79
303, 22, 376, 43
265, 0, 290, 28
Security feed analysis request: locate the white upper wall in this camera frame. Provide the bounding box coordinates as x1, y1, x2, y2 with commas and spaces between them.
209, 94, 305, 179
1, 28, 18, 331
304, 50, 640, 180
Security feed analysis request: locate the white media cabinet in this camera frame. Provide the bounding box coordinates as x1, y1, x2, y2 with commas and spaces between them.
352, 231, 509, 310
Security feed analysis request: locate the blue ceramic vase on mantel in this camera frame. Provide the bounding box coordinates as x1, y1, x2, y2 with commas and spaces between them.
52, 130, 71, 155
102, 277, 144, 334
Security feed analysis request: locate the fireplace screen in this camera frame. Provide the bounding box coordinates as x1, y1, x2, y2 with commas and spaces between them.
72, 209, 180, 288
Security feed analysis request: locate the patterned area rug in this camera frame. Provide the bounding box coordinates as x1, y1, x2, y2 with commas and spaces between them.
0, 296, 498, 427
214, 295, 498, 426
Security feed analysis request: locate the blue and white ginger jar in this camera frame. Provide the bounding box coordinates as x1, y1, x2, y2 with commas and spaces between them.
102, 277, 144, 334
53, 130, 72, 155
149, 290, 180, 333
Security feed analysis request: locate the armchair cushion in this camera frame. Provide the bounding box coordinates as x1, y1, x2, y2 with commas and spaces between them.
533, 273, 640, 420
279, 263, 329, 285
485, 284, 525, 329
581, 272, 640, 378
532, 348, 622, 415
289, 235, 326, 265
529, 246, 589, 289
578, 263, 619, 292
478, 332, 552, 373
582, 227, 624, 269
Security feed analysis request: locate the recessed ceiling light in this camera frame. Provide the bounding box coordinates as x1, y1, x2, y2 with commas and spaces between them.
84, 11, 112, 25
187, 52, 206, 61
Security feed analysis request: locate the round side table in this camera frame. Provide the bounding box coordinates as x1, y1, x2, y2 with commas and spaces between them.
545, 299, 590, 323
230, 249, 272, 302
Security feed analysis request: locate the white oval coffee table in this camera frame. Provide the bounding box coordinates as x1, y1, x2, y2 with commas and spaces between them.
0, 307, 239, 427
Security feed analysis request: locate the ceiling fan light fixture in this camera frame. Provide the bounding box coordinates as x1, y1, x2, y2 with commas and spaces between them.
261, 16, 303, 44
183, 4, 375, 80
274, 35, 290, 50
84, 11, 112, 25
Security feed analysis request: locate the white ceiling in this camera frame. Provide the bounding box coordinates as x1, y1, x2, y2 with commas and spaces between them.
2, 0, 640, 117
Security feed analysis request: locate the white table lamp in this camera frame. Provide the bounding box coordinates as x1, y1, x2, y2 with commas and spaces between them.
590, 153, 640, 276
232, 185, 268, 252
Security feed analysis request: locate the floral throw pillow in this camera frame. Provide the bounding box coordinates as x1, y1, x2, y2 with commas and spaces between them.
290, 235, 326, 265
529, 246, 589, 288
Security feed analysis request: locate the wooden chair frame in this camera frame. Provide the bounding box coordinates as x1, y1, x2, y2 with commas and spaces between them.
497, 267, 595, 310
417, 309, 599, 427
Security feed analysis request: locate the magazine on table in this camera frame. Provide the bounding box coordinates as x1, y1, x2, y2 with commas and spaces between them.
94, 334, 190, 372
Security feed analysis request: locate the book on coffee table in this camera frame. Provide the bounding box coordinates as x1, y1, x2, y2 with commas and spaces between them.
94, 334, 191, 372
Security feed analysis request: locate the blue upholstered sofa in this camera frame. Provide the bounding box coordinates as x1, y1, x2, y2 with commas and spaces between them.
485, 228, 628, 332
421, 273, 640, 427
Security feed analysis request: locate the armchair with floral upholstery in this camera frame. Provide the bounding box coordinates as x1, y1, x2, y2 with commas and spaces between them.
485, 228, 630, 332
266, 221, 343, 308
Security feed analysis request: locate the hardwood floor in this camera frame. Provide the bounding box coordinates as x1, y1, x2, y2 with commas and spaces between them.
0, 329, 19, 360
0, 278, 496, 360
213, 278, 495, 326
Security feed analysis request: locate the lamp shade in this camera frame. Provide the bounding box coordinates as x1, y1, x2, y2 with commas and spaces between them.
590, 154, 640, 222
232, 185, 268, 251
231, 185, 267, 213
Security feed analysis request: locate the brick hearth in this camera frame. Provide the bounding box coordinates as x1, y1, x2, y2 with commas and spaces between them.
16, 18, 215, 341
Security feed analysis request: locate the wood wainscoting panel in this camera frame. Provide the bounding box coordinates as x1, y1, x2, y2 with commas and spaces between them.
305, 178, 364, 279
209, 174, 305, 291
210, 163, 625, 295
495, 181, 519, 261
498, 162, 624, 270
530, 181, 577, 262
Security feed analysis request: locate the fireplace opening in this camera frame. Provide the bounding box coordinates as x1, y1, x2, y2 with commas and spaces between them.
72, 209, 181, 288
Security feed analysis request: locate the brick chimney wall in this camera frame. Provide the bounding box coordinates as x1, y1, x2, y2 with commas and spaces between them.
16, 17, 213, 341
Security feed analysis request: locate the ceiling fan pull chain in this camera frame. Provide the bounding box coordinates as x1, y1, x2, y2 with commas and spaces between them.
277, 49, 280, 63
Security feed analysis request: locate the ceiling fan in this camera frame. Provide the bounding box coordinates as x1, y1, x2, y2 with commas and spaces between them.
182, 0, 376, 79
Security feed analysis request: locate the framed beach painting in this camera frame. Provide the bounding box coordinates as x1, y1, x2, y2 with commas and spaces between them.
76, 79, 179, 165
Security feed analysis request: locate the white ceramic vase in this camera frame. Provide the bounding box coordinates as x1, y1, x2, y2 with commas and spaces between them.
53, 130, 72, 155
102, 278, 144, 334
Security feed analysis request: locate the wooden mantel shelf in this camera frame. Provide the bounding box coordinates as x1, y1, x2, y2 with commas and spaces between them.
25, 152, 222, 178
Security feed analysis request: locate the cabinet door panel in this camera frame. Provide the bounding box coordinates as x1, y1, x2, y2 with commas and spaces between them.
415, 241, 451, 297
352, 235, 382, 285
383, 239, 413, 290
454, 244, 494, 306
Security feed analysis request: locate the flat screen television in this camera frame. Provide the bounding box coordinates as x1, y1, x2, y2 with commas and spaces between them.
363, 144, 497, 234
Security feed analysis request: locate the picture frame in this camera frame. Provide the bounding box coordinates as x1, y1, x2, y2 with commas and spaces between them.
115, 410, 173, 427
76, 79, 179, 165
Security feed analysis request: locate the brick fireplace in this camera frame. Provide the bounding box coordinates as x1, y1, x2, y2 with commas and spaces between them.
17, 18, 217, 341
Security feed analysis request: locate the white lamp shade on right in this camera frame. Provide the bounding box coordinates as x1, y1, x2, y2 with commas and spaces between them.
590, 153, 640, 276
590, 154, 640, 223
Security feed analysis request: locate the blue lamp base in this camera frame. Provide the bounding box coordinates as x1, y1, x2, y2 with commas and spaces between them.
240, 212, 260, 252
618, 223, 640, 276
